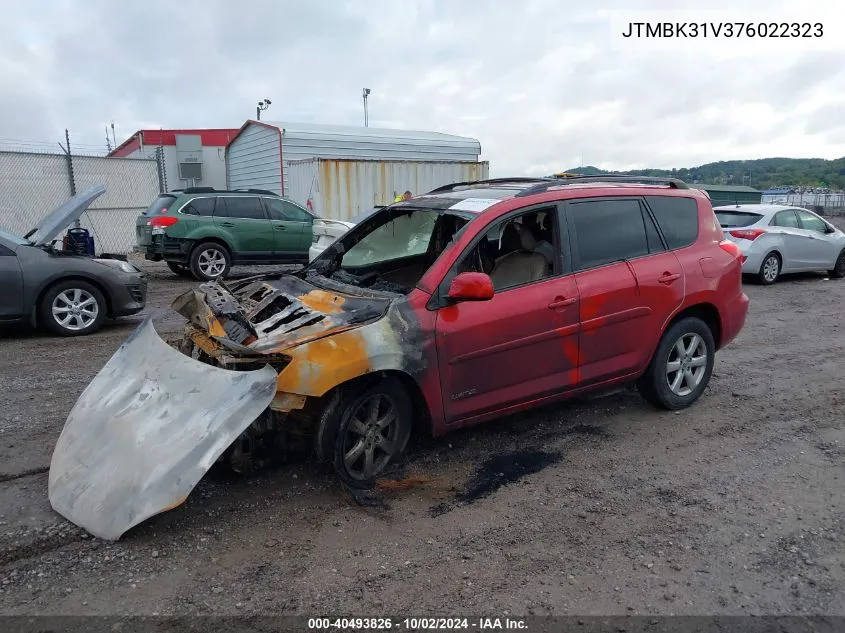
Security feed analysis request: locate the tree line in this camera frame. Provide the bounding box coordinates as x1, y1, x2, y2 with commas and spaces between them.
565, 157, 845, 190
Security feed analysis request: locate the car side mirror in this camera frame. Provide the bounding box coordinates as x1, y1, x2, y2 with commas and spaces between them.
446, 272, 494, 302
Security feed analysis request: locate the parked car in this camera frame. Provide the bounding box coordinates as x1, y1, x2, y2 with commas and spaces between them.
714, 204, 845, 284
309, 207, 381, 262
50, 175, 750, 540
136, 187, 317, 281
0, 186, 147, 337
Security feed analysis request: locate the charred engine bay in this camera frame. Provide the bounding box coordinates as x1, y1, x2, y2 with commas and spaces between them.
177, 275, 390, 351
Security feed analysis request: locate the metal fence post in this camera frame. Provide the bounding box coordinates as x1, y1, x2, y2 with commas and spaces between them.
59, 129, 79, 227
155, 146, 167, 193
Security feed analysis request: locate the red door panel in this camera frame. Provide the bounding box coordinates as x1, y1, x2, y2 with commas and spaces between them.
435, 275, 580, 424
574, 262, 645, 385
626, 251, 685, 368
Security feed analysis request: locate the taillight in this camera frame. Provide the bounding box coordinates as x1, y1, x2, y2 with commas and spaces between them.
719, 240, 742, 259
147, 216, 179, 228
729, 228, 765, 241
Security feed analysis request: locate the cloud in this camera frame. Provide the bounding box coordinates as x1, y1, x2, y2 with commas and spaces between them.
1, 0, 844, 176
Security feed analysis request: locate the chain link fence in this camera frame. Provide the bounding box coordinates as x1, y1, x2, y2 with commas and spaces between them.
761, 193, 845, 215
0, 147, 162, 254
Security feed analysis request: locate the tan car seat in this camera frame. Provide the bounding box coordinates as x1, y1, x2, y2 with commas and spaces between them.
489, 222, 548, 290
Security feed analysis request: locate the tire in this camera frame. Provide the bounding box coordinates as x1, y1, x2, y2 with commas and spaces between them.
827, 249, 845, 279
637, 317, 716, 411
39, 280, 107, 337
189, 242, 231, 281
757, 251, 781, 285
166, 261, 193, 278
318, 377, 413, 489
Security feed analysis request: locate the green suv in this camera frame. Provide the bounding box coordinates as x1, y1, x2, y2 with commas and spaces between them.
136, 188, 316, 281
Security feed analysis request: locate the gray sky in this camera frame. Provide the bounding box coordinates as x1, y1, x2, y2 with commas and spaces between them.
2, 0, 844, 177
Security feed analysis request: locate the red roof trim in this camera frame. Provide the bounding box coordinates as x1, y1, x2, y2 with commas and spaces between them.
109, 133, 141, 158
107, 128, 240, 157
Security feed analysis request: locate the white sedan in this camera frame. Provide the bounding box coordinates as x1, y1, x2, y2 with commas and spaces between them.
714, 204, 845, 284
308, 207, 381, 262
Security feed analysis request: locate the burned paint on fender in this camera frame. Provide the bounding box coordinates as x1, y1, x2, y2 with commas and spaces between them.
171, 273, 432, 400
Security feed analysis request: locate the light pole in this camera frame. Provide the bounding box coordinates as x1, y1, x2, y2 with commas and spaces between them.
362, 88, 371, 127
257, 99, 271, 120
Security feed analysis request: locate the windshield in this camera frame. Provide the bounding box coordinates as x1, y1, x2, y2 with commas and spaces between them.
143, 194, 177, 216
0, 228, 29, 245
307, 206, 472, 295
715, 211, 763, 227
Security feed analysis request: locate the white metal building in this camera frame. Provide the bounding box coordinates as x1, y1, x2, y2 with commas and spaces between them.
225, 120, 483, 197
109, 129, 240, 191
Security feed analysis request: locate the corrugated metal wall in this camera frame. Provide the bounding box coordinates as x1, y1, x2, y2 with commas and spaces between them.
226, 124, 282, 193
287, 158, 490, 221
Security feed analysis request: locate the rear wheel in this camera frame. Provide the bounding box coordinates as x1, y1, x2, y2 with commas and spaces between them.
39, 280, 107, 336
189, 242, 231, 281
828, 249, 845, 279
757, 252, 781, 285
637, 317, 715, 411
166, 261, 193, 278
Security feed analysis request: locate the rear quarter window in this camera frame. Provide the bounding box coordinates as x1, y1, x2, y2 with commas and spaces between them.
143, 195, 177, 216
645, 196, 699, 249
180, 197, 216, 216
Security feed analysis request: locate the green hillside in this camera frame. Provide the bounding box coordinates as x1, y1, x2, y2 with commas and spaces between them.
563, 158, 845, 190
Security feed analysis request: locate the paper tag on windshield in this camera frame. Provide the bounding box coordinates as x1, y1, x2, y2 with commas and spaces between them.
448, 198, 500, 212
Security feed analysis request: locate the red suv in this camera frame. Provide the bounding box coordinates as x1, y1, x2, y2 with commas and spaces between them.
49, 176, 752, 539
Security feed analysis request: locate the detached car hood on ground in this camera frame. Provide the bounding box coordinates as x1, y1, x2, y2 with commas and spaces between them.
48, 317, 278, 540
47, 272, 424, 539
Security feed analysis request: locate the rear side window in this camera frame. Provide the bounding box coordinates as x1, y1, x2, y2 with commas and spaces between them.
180, 197, 216, 216
264, 198, 313, 222
216, 197, 266, 220
717, 211, 764, 227
568, 199, 651, 270
770, 211, 799, 228
143, 195, 176, 216
645, 196, 699, 249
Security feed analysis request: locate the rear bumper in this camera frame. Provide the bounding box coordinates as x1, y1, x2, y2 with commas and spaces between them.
142, 236, 192, 263
739, 246, 766, 275
720, 291, 749, 349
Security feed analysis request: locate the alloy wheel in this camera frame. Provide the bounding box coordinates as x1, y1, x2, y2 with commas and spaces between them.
665, 333, 708, 397
341, 393, 401, 482
762, 255, 779, 283
52, 288, 99, 331
198, 248, 226, 277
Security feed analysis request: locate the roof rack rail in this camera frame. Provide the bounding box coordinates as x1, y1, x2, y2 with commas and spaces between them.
514, 175, 690, 197
176, 187, 280, 196
426, 177, 548, 195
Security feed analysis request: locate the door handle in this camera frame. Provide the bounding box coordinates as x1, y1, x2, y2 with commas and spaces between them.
274, 225, 287, 230
658, 272, 681, 284
219, 222, 235, 228
548, 296, 576, 310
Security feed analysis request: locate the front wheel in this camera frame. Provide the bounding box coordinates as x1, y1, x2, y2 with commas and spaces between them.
323, 377, 413, 488
637, 317, 715, 411
828, 249, 845, 279
189, 242, 231, 281
39, 280, 107, 336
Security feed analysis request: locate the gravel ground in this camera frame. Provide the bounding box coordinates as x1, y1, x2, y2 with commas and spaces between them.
0, 229, 844, 617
